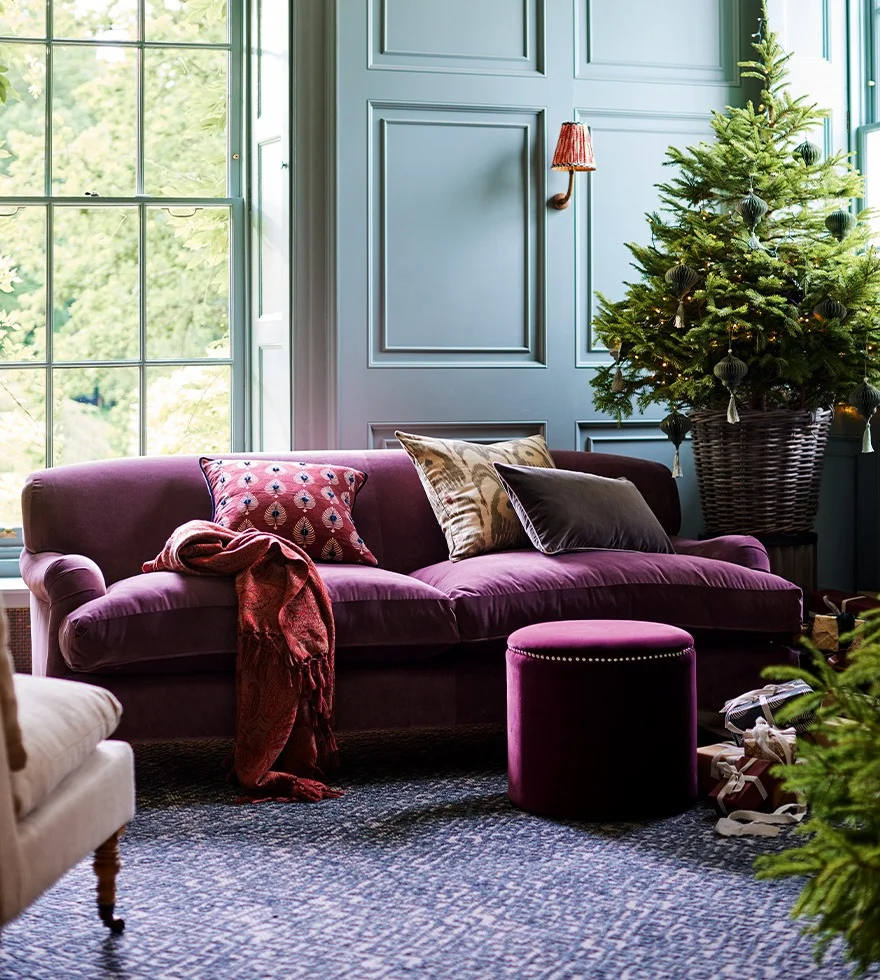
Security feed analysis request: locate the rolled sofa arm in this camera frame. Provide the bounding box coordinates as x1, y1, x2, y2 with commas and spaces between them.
670, 535, 771, 574
19, 551, 107, 677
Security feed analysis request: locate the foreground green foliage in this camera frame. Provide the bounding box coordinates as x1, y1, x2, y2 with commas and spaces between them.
593, 3, 880, 420
755, 621, 880, 975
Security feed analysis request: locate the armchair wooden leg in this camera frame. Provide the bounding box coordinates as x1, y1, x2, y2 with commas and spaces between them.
93, 826, 126, 934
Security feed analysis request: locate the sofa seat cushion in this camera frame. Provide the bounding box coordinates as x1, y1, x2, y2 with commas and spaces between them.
410, 549, 802, 641
11, 674, 122, 819
60, 567, 459, 674
316, 565, 459, 648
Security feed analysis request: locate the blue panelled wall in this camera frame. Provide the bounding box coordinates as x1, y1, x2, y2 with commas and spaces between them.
288, 1, 867, 589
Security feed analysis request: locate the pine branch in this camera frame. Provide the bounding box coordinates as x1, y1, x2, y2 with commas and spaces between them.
756, 626, 880, 975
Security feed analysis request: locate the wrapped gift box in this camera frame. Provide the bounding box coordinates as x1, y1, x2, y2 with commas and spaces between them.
709, 757, 775, 816
811, 614, 864, 654
723, 680, 814, 743
697, 742, 743, 796
808, 589, 880, 618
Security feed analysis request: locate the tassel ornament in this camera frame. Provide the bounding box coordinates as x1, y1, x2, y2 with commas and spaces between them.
671, 447, 683, 479
713, 349, 748, 424
848, 379, 880, 453
659, 411, 691, 479
610, 347, 625, 392
664, 264, 700, 329
674, 300, 686, 330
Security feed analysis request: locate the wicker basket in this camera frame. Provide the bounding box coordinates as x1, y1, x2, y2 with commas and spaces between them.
689, 407, 833, 535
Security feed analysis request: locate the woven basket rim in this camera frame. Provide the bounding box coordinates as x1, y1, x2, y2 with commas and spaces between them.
689, 406, 834, 423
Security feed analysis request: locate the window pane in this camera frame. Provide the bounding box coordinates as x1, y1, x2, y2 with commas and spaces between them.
53, 0, 137, 41
52, 45, 136, 196
146, 206, 229, 358
0, 368, 46, 525
144, 48, 227, 197
0, 207, 46, 362
0, 2, 46, 38
0, 44, 46, 195
146, 0, 227, 45
145, 364, 231, 454
53, 366, 138, 464
53, 207, 139, 360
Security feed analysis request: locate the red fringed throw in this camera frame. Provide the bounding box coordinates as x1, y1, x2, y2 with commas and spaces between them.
143, 520, 340, 803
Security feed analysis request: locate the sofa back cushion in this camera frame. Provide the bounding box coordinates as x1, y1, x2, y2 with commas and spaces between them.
21, 448, 680, 584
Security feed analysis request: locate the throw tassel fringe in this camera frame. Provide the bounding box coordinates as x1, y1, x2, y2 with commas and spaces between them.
726, 392, 740, 424
234, 628, 341, 803
863, 422, 874, 454
674, 300, 685, 330
671, 447, 683, 479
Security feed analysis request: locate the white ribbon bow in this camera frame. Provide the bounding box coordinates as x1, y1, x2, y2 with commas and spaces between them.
744, 716, 797, 765
714, 758, 768, 816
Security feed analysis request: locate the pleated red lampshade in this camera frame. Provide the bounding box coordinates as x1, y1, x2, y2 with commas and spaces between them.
551, 122, 596, 172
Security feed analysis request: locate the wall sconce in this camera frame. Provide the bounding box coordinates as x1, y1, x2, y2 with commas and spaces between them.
550, 121, 596, 210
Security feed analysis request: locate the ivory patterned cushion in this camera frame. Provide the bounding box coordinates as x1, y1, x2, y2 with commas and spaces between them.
394, 431, 556, 561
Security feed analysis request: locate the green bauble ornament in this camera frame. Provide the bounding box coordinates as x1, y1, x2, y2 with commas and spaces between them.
736, 189, 768, 249
713, 349, 748, 423
812, 298, 848, 322
659, 411, 691, 478
793, 140, 821, 166
849, 379, 880, 453
825, 209, 856, 241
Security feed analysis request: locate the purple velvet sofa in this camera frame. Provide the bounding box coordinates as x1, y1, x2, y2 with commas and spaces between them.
20, 449, 803, 741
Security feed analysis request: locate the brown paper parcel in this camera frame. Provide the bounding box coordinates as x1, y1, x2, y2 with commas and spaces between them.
811, 614, 865, 653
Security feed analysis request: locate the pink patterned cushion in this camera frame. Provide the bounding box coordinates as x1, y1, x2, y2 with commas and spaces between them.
199, 457, 378, 566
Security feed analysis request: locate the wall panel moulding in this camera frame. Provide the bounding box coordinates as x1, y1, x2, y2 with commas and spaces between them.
368, 102, 546, 369
369, 0, 545, 76
576, 0, 738, 86
369, 421, 548, 449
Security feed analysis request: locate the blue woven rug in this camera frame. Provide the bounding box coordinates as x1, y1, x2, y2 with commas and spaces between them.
0, 727, 873, 979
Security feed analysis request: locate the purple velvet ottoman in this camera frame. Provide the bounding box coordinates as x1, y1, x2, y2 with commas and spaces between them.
506, 620, 697, 820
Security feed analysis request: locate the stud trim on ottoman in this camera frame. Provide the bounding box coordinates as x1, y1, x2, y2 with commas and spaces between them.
506, 620, 697, 820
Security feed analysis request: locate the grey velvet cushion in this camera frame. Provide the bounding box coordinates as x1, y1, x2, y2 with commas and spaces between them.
493, 463, 674, 555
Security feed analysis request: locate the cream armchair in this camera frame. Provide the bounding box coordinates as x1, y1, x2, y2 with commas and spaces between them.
0, 618, 135, 933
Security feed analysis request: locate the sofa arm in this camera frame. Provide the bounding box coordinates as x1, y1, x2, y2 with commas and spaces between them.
670, 535, 771, 573
20, 551, 107, 607
19, 552, 107, 678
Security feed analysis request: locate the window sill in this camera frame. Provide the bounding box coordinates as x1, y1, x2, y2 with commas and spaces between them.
0, 577, 30, 608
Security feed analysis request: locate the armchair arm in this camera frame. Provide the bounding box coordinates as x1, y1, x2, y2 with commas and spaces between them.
670, 535, 771, 573
19, 552, 107, 677
0, 693, 24, 925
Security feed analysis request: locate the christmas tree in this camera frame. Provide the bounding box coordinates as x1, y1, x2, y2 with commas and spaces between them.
755, 632, 880, 975
592, 4, 880, 440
